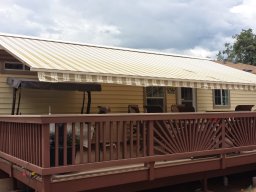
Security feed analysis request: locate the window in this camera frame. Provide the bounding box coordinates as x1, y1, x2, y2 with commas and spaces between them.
4, 62, 30, 71
145, 87, 165, 110
213, 89, 230, 106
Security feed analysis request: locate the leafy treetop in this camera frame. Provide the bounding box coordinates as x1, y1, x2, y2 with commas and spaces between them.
217, 29, 256, 65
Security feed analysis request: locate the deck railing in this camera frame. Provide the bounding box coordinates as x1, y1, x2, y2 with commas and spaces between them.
1, 112, 256, 177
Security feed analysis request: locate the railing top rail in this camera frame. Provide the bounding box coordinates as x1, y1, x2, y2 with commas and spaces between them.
0, 112, 256, 123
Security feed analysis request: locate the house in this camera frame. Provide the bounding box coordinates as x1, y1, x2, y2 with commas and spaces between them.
0, 34, 256, 115
219, 61, 256, 74
1, 34, 256, 191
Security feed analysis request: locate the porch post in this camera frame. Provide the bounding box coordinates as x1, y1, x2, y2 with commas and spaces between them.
41, 175, 51, 192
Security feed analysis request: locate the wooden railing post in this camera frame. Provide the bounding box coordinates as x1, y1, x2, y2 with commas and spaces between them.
221, 118, 226, 148
42, 124, 50, 168
148, 120, 154, 156
147, 120, 155, 180
221, 118, 226, 169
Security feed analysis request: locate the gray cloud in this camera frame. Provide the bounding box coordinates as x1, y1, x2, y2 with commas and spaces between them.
0, 0, 254, 58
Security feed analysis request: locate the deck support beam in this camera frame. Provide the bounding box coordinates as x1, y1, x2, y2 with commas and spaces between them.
201, 177, 211, 192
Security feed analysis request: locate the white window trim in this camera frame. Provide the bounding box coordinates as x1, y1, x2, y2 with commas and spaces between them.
213, 89, 230, 108
4, 62, 30, 71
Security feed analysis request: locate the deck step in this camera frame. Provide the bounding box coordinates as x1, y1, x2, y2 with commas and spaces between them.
0, 178, 14, 192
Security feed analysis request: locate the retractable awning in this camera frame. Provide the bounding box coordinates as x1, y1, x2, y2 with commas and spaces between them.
7, 77, 101, 91
1, 33, 256, 90
7, 77, 101, 115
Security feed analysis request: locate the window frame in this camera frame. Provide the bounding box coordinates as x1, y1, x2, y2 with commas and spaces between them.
212, 89, 230, 109
144, 86, 166, 112
4, 62, 30, 71
0, 61, 35, 75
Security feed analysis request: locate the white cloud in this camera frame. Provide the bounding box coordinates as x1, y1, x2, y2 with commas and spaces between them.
230, 0, 256, 26
0, 0, 255, 60
159, 46, 217, 59
183, 47, 217, 58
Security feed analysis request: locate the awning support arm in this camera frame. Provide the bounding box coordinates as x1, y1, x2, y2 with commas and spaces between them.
81, 91, 86, 114
16, 88, 21, 115
11, 88, 17, 115
86, 91, 91, 114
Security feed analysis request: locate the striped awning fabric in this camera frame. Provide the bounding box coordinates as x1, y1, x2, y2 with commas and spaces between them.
1, 33, 256, 90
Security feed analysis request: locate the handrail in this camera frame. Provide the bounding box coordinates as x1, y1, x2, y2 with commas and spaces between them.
1, 112, 256, 178
0, 111, 255, 123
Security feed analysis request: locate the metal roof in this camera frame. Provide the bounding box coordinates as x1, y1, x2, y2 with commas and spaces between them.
1, 33, 256, 90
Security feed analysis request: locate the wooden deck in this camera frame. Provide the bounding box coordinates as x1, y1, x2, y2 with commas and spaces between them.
1, 112, 256, 191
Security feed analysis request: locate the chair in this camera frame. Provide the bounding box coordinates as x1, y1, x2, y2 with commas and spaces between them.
171, 104, 184, 112
235, 105, 254, 111
97, 106, 111, 114
144, 105, 163, 113
128, 105, 140, 113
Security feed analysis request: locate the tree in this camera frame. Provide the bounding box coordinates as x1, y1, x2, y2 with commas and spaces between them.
217, 29, 256, 65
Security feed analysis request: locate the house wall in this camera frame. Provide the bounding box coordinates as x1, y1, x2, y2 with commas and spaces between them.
166, 88, 177, 112
0, 73, 144, 115
2, 70, 255, 115
197, 89, 256, 112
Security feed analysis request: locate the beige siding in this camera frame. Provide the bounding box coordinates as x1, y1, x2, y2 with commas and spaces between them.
0, 73, 143, 115
230, 90, 256, 111
166, 88, 177, 112
92, 84, 143, 113
197, 88, 256, 112
0, 74, 37, 115
196, 89, 213, 112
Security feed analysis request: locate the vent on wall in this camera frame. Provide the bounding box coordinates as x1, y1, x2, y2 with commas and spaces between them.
4, 62, 30, 71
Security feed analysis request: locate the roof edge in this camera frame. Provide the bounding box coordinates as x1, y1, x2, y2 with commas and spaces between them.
0, 32, 210, 61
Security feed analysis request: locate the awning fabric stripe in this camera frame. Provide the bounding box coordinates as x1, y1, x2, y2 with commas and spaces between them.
1, 33, 256, 90
38, 71, 256, 90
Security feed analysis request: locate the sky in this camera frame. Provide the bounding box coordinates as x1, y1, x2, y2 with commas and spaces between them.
0, 0, 255, 59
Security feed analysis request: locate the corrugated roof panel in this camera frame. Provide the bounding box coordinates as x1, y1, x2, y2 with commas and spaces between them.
1, 33, 256, 90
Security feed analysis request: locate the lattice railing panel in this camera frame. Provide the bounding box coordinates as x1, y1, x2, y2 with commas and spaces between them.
154, 118, 222, 155
225, 117, 256, 147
